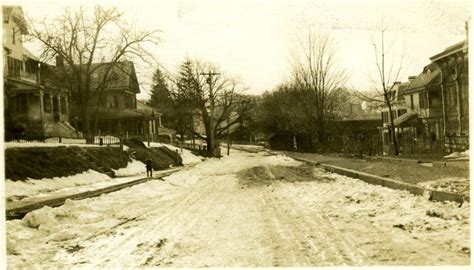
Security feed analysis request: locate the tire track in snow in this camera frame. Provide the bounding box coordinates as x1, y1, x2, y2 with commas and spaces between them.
59, 174, 220, 268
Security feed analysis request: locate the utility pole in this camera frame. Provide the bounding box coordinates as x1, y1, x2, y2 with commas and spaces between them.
200, 71, 220, 156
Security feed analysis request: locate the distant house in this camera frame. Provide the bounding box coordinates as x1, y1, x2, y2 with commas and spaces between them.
65, 60, 175, 142
379, 40, 468, 154
3, 6, 76, 140
335, 102, 382, 155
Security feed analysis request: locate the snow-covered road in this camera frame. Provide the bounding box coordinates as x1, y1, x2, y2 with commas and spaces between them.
6, 151, 470, 268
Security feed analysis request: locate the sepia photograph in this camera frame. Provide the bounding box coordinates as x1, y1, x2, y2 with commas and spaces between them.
1, 0, 471, 268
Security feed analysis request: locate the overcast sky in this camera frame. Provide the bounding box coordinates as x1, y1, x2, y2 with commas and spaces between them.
7, 0, 472, 99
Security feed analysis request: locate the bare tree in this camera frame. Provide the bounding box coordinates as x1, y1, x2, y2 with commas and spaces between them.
357, 22, 404, 156
290, 30, 349, 147
28, 5, 159, 136
171, 59, 251, 157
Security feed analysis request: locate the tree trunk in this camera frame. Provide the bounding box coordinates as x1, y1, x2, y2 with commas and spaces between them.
386, 97, 399, 156
81, 107, 91, 142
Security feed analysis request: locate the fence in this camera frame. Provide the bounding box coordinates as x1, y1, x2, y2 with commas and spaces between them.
8, 132, 167, 144
173, 141, 222, 157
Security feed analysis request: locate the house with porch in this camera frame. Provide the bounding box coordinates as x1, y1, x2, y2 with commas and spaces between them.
3, 5, 76, 140
429, 40, 469, 152
379, 39, 468, 154
67, 60, 174, 142
396, 63, 444, 153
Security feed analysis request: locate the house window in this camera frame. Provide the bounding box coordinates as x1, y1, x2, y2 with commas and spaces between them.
410, 94, 414, 109
419, 92, 429, 109
107, 95, 120, 109
125, 95, 134, 108
11, 94, 27, 113
7, 56, 22, 77
25, 60, 38, 74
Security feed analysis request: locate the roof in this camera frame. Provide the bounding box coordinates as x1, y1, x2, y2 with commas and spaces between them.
395, 81, 410, 98
429, 40, 468, 62
393, 112, 419, 127
96, 109, 153, 120
96, 101, 161, 120
342, 112, 381, 121
51, 61, 140, 93
89, 61, 140, 93
404, 68, 440, 93
3, 6, 29, 34
23, 47, 38, 61
137, 100, 162, 116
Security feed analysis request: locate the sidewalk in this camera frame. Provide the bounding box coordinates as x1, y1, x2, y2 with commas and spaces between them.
6, 168, 182, 220
277, 151, 469, 198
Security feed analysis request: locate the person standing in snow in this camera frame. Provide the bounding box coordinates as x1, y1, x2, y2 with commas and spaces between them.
145, 159, 153, 178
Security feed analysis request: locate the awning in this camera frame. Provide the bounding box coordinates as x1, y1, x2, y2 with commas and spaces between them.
393, 112, 418, 127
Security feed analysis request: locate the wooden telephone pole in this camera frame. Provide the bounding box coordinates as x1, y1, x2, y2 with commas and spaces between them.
200, 71, 220, 156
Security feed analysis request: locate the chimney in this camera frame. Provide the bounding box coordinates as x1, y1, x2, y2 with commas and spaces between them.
56, 54, 64, 68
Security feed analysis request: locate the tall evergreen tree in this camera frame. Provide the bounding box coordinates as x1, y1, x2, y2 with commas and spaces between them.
148, 67, 176, 128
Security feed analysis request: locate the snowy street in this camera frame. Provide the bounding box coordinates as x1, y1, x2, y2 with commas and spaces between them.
6, 150, 470, 268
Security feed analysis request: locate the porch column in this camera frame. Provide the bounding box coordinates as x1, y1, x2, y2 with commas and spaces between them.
39, 91, 44, 124
65, 95, 69, 121
142, 119, 146, 135
158, 115, 162, 127
50, 94, 54, 116
57, 96, 62, 121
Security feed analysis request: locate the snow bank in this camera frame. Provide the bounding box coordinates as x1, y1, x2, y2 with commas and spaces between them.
444, 149, 469, 160
6, 158, 149, 201
7, 178, 176, 266
418, 177, 470, 197
112, 159, 145, 177
5, 170, 111, 201
279, 172, 470, 252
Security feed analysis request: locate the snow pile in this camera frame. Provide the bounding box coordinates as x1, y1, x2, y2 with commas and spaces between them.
7, 178, 176, 248
444, 149, 469, 160
418, 177, 470, 197
264, 154, 302, 167
5, 170, 111, 201
279, 174, 470, 253
113, 159, 146, 177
